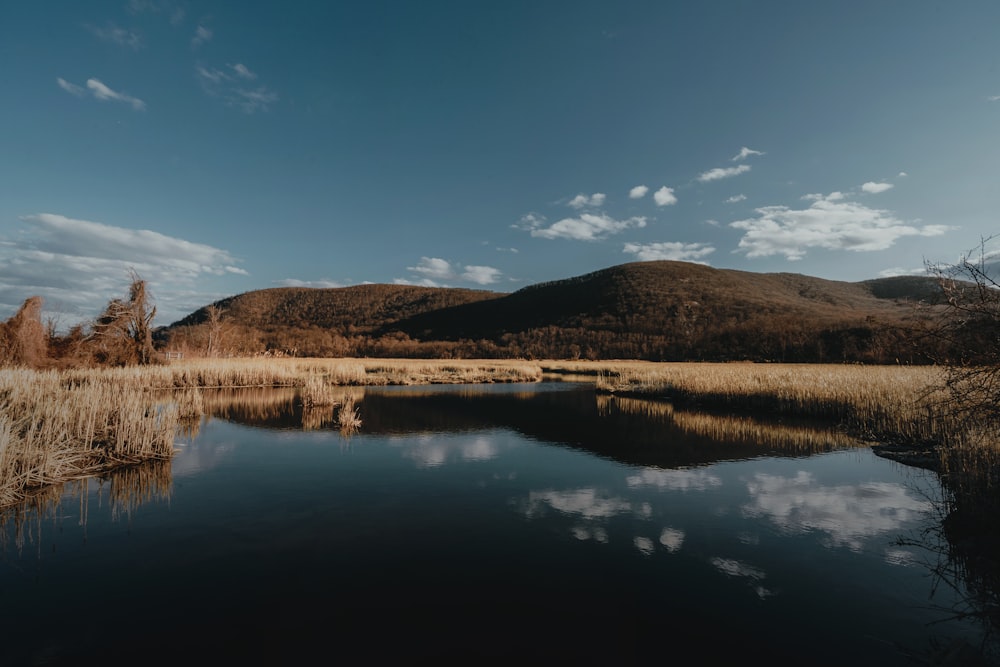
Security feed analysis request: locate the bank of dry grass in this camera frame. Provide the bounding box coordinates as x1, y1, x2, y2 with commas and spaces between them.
0, 369, 178, 508
546, 361, 948, 443
60, 357, 543, 389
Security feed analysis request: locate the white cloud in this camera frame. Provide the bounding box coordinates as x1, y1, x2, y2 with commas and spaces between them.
725, 194, 747, 203
58, 77, 146, 110
513, 212, 546, 231
653, 186, 678, 206
192, 25, 212, 49
404, 257, 501, 286
629, 185, 649, 199
568, 192, 606, 209
461, 265, 502, 285
898, 171, 908, 177
56, 78, 85, 96
623, 241, 715, 264
0, 214, 245, 326
409, 257, 453, 281
196, 63, 278, 113
86, 78, 146, 110
697, 164, 751, 182
86, 23, 143, 50
989, 95, 1000, 102
861, 181, 894, 194
730, 193, 950, 261
528, 212, 647, 241
732, 146, 764, 161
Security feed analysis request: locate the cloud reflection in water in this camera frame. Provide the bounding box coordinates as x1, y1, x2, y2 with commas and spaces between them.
743, 471, 933, 554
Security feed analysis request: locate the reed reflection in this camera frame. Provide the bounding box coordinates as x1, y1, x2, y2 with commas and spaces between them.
0, 459, 171, 553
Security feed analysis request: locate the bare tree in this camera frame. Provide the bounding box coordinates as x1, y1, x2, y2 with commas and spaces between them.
204, 304, 228, 357
89, 271, 158, 365
926, 236, 1000, 426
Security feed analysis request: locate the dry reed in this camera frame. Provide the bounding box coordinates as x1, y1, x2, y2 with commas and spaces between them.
0, 369, 178, 509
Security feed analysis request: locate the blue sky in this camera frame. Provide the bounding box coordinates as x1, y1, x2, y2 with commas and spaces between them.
2, 1, 999, 327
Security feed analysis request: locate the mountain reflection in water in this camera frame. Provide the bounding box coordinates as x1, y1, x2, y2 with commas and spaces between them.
199, 383, 860, 469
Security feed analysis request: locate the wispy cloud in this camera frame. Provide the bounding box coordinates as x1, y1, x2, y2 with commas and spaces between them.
697, 164, 751, 182
568, 192, 606, 209
196, 63, 278, 113
725, 194, 747, 203
275, 279, 346, 288
516, 212, 646, 241
85, 22, 143, 50
57, 77, 146, 111
653, 186, 677, 206
732, 146, 764, 161
399, 257, 502, 286
192, 25, 212, 49
629, 185, 649, 199
56, 78, 85, 96
623, 241, 715, 264
989, 95, 1000, 102
861, 181, 894, 194
730, 192, 951, 260
878, 267, 928, 278
87, 78, 146, 110
0, 214, 246, 325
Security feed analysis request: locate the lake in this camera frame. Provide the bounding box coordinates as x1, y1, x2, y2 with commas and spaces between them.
1, 383, 991, 665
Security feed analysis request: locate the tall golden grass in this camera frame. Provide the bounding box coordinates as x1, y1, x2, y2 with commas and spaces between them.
545, 361, 950, 442
0, 369, 177, 508
60, 357, 543, 389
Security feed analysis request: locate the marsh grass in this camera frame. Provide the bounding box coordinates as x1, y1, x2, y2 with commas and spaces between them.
548, 361, 952, 442
336, 396, 362, 434
60, 358, 543, 390
300, 373, 338, 408
0, 369, 178, 508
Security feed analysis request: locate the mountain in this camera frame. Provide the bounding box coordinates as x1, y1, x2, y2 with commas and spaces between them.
160, 261, 948, 362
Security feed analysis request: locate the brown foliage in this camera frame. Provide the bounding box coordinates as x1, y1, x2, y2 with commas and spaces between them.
87, 273, 158, 366
0, 296, 48, 367
159, 261, 950, 362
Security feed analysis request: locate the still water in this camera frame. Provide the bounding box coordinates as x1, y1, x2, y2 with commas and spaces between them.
1, 383, 990, 665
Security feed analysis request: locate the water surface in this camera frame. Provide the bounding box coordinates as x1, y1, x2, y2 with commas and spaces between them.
1, 384, 988, 665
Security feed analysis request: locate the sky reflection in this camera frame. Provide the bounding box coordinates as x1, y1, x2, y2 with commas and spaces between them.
742, 471, 933, 553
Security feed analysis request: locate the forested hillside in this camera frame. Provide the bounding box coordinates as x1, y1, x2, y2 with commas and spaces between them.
160, 261, 949, 362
